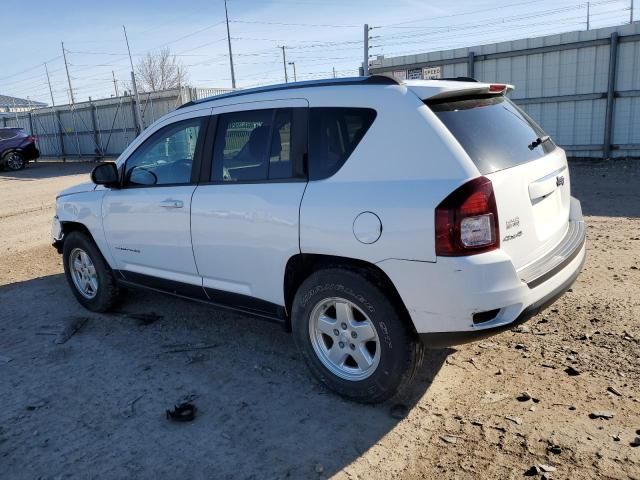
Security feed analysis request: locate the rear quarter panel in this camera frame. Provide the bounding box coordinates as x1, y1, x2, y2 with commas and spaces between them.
299, 85, 479, 263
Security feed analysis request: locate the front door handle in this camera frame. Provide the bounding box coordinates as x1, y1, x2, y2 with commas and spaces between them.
159, 199, 184, 208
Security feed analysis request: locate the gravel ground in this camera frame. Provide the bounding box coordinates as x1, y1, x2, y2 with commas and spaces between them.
0, 160, 638, 479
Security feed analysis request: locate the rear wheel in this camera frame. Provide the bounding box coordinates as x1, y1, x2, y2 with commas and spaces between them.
3, 152, 25, 171
292, 268, 423, 403
62, 231, 121, 312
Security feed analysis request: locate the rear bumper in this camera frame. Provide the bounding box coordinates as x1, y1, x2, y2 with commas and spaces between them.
377, 197, 586, 347
418, 249, 585, 347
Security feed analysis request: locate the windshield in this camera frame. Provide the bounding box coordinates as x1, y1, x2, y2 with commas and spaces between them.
428, 95, 555, 174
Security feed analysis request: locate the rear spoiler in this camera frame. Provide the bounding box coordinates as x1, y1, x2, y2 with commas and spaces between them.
405, 80, 514, 102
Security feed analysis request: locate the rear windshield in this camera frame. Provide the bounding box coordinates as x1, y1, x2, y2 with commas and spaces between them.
428, 95, 555, 174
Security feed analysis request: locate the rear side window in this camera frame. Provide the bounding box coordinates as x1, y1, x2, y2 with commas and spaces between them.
308, 107, 376, 180
0, 129, 20, 140
428, 95, 555, 174
212, 108, 298, 182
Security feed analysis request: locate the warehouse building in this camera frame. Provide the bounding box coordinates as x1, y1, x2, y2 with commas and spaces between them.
0, 94, 46, 113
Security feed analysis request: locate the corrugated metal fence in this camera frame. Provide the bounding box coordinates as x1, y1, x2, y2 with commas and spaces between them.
1, 87, 231, 157
370, 22, 640, 159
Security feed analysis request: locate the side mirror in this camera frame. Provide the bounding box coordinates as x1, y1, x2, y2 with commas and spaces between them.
91, 162, 120, 188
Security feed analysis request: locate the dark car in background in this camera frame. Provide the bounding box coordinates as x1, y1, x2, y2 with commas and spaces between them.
0, 127, 39, 171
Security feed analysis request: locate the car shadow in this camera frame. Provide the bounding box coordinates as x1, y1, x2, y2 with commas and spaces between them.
0, 160, 98, 181
0, 274, 449, 478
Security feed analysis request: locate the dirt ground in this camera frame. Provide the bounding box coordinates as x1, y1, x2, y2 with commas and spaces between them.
0, 160, 638, 479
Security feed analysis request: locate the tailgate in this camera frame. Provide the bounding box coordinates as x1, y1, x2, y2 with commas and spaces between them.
427, 93, 571, 269
486, 149, 571, 269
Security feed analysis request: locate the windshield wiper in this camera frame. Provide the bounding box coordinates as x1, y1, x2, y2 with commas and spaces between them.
528, 135, 550, 150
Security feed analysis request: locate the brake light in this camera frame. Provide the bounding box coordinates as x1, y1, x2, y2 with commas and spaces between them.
435, 176, 499, 256
488, 84, 507, 93
26, 135, 35, 143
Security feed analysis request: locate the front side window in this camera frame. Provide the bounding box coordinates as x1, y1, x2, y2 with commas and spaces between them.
212, 108, 295, 182
308, 108, 376, 180
124, 118, 203, 186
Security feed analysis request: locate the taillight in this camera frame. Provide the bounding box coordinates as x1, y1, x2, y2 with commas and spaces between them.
435, 176, 499, 256
26, 135, 35, 143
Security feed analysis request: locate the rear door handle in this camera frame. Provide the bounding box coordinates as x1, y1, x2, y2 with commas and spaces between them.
159, 199, 184, 208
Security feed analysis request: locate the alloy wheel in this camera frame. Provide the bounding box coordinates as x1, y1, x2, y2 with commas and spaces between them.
69, 248, 99, 299
6, 153, 24, 171
308, 297, 381, 381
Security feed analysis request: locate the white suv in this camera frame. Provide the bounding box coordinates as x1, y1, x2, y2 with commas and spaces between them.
52, 76, 585, 403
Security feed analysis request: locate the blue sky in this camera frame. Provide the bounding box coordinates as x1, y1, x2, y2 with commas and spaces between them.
1, 0, 634, 104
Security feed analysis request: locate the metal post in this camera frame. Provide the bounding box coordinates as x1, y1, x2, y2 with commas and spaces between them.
224, 0, 237, 89
12, 99, 19, 125
61, 42, 75, 104
586, 2, 590, 30
55, 109, 66, 158
130, 93, 139, 136
280, 46, 288, 83
603, 32, 619, 160
332, 67, 336, 79
129, 71, 142, 134
44, 63, 56, 107
288, 62, 297, 82
632, 0, 635, 23
89, 97, 102, 157
123, 25, 144, 133
467, 51, 475, 79
112, 70, 119, 97
363, 24, 370, 76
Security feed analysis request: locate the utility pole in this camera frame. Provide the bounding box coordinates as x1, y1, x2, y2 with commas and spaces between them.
363, 24, 370, 76
112, 70, 119, 97
224, 0, 237, 89
44, 63, 56, 107
61, 42, 75, 104
123, 25, 144, 132
288, 61, 297, 82
280, 46, 288, 83
631, 0, 635, 23
332, 66, 336, 79
586, 2, 590, 30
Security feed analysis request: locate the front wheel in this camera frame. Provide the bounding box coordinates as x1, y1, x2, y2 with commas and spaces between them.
3, 152, 25, 171
292, 268, 423, 403
62, 231, 121, 312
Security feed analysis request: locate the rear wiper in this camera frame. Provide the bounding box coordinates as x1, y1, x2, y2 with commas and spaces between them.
528, 135, 550, 150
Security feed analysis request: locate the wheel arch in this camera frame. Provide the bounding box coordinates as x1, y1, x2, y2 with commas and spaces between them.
55, 221, 95, 253
1, 148, 24, 166
283, 253, 417, 336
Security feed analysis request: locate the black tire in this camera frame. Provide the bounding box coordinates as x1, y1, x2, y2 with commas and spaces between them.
3, 151, 26, 171
62, 231, 121, 312
292, 268, 423, 404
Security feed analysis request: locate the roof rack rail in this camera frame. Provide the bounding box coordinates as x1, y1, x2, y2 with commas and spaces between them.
177, 75, 399, 109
